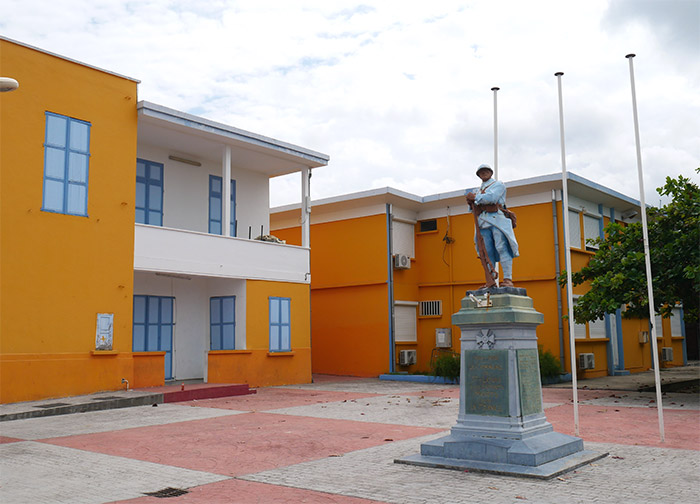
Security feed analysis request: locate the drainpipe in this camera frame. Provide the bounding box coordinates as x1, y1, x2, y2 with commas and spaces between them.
551, 190, 565, 367
386, 203, 396, 373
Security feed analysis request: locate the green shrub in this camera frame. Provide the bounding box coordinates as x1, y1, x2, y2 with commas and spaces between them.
431, 352, 460, 382
538, 346, 563, 379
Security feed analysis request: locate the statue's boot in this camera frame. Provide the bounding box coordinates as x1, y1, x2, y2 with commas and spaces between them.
501, 278, 514, 287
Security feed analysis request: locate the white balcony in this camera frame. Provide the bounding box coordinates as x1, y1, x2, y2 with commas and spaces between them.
134, 224, 310, 283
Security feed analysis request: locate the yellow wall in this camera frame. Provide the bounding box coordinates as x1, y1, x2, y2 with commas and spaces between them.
273, 194, 666, 379
0, 40, 138, 402
276, 214, 391, 376
207, 280, 312, 387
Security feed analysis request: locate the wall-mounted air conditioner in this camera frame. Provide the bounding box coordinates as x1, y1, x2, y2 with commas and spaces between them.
435, 328, 451, 348
394, 254, 411, 269
399, 349, 417, 366
578, 353, 595, 370
638, 331, 649, 344
661, 347, 674, 362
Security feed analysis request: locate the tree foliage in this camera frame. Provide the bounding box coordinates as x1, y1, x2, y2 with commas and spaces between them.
560, 171, 700, 325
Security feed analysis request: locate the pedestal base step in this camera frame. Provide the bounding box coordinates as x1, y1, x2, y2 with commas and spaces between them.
395, 449, 608, 480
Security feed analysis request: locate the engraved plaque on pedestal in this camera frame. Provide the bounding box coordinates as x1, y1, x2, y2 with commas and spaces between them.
463, 349, 509, 417
517, 348, 542, 417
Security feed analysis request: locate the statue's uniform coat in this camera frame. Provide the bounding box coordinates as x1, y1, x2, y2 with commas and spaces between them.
470, 179, 519, 264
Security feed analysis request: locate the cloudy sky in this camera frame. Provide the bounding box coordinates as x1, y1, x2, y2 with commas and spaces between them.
3, 0, 698, 206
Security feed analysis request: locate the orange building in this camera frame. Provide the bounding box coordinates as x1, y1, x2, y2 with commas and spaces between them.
271, 173, 688, 379
1, 38, 327, 403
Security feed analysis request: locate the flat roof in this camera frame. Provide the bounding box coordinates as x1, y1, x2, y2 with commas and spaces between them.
138, 101, 330, 168
272, 171, 642, 212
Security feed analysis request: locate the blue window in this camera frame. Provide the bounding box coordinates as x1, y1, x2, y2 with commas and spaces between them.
269, 297, 291, 352
133, 295, 174, 380
136, 159, 163, 225
42, 112, 91, 216
210, 296, 236, 350
208, 175, 236, 236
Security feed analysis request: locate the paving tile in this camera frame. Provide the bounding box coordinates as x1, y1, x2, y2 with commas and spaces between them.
178, 387, 381, 412
42, 412, 442, 477
0, 441, 227, 504
110, 478, 389, 504
268, 394, 459, 429
0, 404, 240, 440
242, 436, 700, 504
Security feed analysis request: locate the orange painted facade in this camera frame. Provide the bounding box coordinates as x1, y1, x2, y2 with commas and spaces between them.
1, 38, 139, 403
1, 39, 323, 403
272, 179, 687, 380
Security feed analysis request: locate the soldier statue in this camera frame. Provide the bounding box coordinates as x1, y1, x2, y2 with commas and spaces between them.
465, 164, 519, 288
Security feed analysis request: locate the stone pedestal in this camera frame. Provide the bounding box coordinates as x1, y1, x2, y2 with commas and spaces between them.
396, 287, 606, 479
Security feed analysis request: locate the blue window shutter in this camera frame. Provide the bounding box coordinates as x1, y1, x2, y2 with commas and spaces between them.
210, 296, 235, 350
269, 297, 291, 352
231, 179, 237, 237
42, 112, 90, 216
209, 175, 223, 234
132, 295, 174, 379
135, 159, 164, 225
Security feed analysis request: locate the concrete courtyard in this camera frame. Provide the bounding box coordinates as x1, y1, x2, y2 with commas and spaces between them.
1, 373, 699, 504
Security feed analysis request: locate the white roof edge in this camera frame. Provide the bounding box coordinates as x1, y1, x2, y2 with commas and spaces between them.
137, 101, 330, 167
0, 36, 140, 84
272, 171, 641, 212
272, 186, 423, 212
565, 172, 641, 207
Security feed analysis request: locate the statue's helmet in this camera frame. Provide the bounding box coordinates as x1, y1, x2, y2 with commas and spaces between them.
476, 163, 493, 176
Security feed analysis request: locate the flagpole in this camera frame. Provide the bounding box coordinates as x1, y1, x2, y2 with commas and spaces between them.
626, 53, 665, 442
492, 86, 500, 180
555, 71, 580, 436
491, 86, 501, 286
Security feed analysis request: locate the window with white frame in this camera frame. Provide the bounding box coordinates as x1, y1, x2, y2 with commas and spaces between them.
210, 296, 235, 350
588, 316, 607, 339
395, 303, 417, 342
654, 314, 664, 338
392, 220, 415, 257
572, 297, 587, 339
583, 214, 602, 251
670, 307, 683, 337
42, 112, 91, 216
269, 297, 291, 352
567, 210, 581, 249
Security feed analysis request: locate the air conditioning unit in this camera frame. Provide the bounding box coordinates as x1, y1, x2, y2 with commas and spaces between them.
578, 353, 595, 370
435, 328, 452, 348
638, 331, 649, 344
661, 347, 674, 362
399, 349, 417, 366
394, 254, 411, 269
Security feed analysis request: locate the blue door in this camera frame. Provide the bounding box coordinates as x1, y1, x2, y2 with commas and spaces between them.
133, 295, 174, 380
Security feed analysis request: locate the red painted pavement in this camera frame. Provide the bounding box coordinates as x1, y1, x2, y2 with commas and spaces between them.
0, 436, 23, 444
179, 387, 381, 412
546, 403, 700, 450
42, 412, 442, 477
111, 479, 389, 504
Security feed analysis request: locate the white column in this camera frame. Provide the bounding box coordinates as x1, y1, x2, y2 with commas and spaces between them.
301, 167, 311, 248
222, 146, 232, 237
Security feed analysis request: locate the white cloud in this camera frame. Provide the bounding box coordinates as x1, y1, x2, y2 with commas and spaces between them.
2, 0, 698, 207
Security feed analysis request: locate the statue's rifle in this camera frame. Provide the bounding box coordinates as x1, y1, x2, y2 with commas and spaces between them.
468, 199, 498, 287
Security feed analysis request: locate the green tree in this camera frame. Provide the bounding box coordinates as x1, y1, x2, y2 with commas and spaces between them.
560, 172, 700, 332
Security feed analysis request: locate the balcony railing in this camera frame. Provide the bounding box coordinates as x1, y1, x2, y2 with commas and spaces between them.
134, 224, 309, 283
